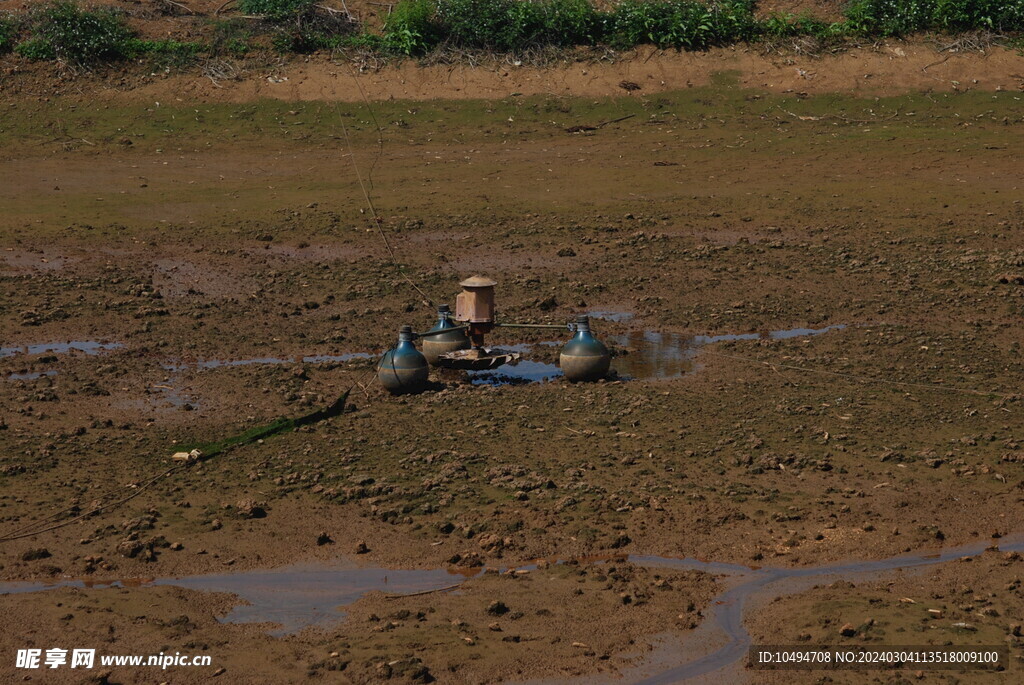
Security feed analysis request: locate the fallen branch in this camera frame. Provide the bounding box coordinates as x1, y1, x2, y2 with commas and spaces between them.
565, 113, 635, 133
384, 583, 464, 598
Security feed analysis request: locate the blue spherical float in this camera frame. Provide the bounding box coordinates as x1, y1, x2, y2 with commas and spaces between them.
421, 304, 470, 366
559, 315, 611, 382
378, 325, 429, 394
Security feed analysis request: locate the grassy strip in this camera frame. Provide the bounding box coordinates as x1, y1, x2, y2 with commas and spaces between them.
2, 0, 1023, 64
6, 2, 204, 64
184, 390, 350, 459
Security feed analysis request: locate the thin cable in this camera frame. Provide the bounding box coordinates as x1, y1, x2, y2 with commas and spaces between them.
0, 464, 184, 543
332, 94, 435, 310
347, 66, 385, 195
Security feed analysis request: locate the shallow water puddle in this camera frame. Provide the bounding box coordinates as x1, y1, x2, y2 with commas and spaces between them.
0, 340, 123, 359
2, 533, 1018, 680
620, 533, 1023, 684
4, 325, 844, 387
469, 324, 846, 385
0, 562, 473, 637
7, 370, 59, 381
587, 309, 636, 323
3, 341, 124, 382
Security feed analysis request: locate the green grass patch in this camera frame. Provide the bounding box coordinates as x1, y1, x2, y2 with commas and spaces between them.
4, 0, 1024, 63
183, 390, 350, 459
19, 1, 135, 64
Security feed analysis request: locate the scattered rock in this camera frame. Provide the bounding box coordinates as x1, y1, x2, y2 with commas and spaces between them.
236, 500, 267, 519
115, 539, 146, 559
486, 600, 509, 616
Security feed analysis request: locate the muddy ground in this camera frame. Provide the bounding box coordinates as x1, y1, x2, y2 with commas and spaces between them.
748, 548, 1024, 684
1, 39, 1024, 684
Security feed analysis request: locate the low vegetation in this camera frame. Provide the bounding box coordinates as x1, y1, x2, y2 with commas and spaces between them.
846, 0, 1024, 36
8, 2, 202, 65
2, 0, 1022, 64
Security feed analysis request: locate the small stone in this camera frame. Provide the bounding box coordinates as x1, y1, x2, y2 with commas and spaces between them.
115, 539, 145, 559
20, 548, 51, 562
840, 623, 857, 637
316, 532, 333, 546
354, 541, 369, 554
236, 500, 267, 519
486, 600, 509, 616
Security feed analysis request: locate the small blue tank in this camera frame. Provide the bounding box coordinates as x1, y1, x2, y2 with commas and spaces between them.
559, 315, 611, 382
422, 304, 470, 366
378, 325, 429, 394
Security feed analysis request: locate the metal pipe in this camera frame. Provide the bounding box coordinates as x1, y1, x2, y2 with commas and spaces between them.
495, 322, 574, 330
415, 325, 469, 338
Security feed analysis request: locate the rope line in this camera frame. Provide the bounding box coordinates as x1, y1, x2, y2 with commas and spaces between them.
332, 83, 435, 310
0, 464, 185, 543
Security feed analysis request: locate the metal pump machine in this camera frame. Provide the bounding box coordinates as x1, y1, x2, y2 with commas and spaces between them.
377, 276, 611, 394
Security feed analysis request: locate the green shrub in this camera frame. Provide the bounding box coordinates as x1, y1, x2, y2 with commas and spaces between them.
22, 1, 135, 63
609, 0, 756, 49
845, 0, 1024, 35
759, 11, 845, 38
383, 0, 443, 55
435, 0, 545, 51
422, 0, 605, 51
844, 0, 936, 36
15, 37, 55, 60
540, 0, 602, 45
933, 0, 1024, 31
209, 19, 254, 57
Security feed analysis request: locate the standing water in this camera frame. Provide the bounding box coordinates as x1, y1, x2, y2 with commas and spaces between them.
0, 533, 1017, 680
